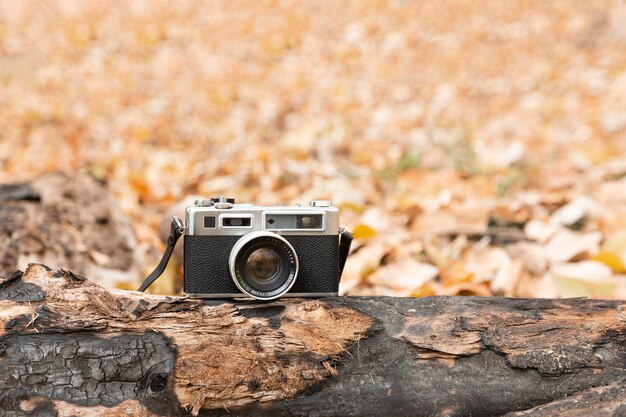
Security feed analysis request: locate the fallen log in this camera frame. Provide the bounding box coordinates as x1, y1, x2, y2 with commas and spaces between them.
0, 264, 624, 417
0, 173, 143, 287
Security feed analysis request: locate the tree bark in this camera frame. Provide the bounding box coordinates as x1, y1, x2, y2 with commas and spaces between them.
1, 264, 624, 417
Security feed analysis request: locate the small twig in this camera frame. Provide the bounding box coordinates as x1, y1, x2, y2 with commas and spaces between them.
322, 360, 339, 377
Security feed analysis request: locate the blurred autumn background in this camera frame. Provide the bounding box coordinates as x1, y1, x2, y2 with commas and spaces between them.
1, 0, 626, 299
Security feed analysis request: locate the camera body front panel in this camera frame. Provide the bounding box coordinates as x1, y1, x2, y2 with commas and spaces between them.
184, 234, 339, 297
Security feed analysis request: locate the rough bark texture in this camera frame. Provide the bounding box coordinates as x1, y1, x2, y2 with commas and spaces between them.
0, 173, 143, 287
0, 264, 625, 417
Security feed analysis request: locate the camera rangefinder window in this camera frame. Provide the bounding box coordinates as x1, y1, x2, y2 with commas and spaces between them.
297, 214, 322, 229
222, 217, 252, 227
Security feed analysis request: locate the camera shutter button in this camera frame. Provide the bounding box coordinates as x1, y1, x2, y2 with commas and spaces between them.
213, 196, 235, 209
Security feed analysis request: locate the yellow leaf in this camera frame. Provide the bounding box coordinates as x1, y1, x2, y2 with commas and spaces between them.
594, 233, 626, 273
338, 202, 366, 214
592, 251, 626, 273
410, 284, 436, 298
440, 261, 474, 285
353, 224, 377, 239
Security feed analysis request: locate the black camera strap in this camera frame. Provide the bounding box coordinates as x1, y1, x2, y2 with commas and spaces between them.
138, 216, 353, 293
137, 216, 185, 292
338, 228, 353, 276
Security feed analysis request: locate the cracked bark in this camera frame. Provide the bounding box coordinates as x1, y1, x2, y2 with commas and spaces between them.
0, 264, 625, 417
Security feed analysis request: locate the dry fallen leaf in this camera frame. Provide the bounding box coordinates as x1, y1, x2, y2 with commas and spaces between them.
368, 259, 438, 291
524, 220, 559, 243
506, 243, 549, 276
550, 261, 616, 298
549, 196, 595, 227
545, 230, 602, 264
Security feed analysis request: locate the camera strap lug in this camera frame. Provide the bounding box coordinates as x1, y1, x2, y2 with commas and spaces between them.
137, 216, 185, 292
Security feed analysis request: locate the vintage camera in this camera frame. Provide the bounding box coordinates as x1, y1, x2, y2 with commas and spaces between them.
181, 197, 352, 300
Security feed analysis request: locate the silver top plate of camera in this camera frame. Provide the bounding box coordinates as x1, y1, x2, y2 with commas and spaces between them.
186, 197, 340, 236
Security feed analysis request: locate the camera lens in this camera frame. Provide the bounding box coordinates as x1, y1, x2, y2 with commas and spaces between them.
246, 248, 280, 282
229, 231, 299, 300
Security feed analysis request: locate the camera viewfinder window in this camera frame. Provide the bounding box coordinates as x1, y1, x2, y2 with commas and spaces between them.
222, 217, 252, 227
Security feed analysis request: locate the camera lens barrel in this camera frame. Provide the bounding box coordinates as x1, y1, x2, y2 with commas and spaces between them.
229, 231, 299, 300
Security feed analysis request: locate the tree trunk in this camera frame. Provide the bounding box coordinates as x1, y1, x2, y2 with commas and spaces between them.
1, 264, 624, 417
